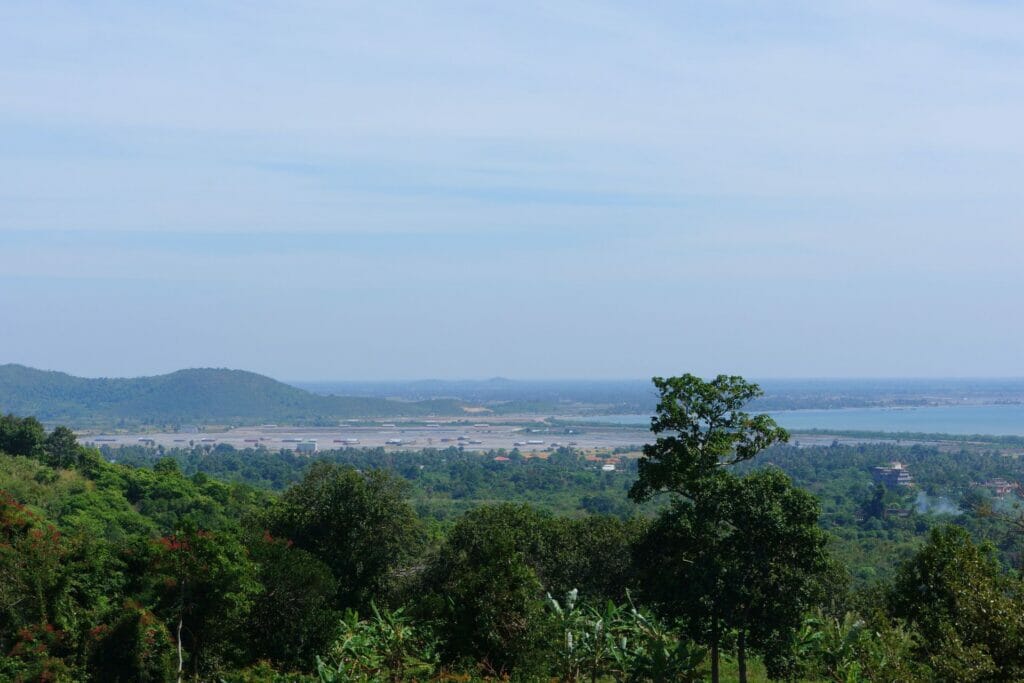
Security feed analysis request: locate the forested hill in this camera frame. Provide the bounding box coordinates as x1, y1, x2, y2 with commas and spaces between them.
0, 364, 467, 426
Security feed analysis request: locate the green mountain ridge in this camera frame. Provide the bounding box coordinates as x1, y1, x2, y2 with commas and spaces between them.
0, 364, 468, 426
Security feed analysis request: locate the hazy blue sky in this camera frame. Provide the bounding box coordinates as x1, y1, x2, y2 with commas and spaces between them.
2, 1, 1022, 380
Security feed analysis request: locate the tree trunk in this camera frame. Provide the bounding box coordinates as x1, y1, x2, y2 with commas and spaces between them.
177, 617, 184, 683
738, 628, 747, 683
711, 614, 720, 683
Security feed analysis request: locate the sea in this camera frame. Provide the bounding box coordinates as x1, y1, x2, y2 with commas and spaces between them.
586, 404, 1024, 437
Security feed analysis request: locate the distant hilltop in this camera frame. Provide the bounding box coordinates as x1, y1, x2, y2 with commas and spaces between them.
5, 364, 1024, 429
0, 364, 467, 427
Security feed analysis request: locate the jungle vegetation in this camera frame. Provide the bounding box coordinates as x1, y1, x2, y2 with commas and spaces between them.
3, 374, 1024, 682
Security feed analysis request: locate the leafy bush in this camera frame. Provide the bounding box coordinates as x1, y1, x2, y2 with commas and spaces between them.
316, 605, 438, 682
787, 610, 927, 682
546, 589, 706, 683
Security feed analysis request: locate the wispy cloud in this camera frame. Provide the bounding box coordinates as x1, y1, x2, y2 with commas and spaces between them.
1, 1, 1022, 377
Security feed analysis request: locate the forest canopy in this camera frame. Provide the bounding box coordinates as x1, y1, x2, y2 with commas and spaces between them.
2, 374, 1024, 681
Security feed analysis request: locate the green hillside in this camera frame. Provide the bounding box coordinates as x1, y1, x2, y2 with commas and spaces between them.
0, 364, 467, 426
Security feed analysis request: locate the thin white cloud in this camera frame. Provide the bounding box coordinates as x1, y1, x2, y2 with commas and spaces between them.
1, 1, 1022, 376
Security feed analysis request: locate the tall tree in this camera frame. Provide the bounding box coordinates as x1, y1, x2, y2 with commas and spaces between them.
728, 468, 829, 679
265, 462, 425, 611
630, 374, 823, 683
418, 504, 553, 677
630, 375, 788, 503
42, 426, 79, 469
148, 527, 258, 679
245, 531, 339, 669
0, 414, 46, 459
633, 479, 738, 683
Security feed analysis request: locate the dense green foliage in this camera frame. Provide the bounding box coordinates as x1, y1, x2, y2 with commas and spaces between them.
4, 372, 1024, 681
107, 437, 1024, 585
628, 375, 827, 682
107, 444, 647, 521
263, 462, 425, 611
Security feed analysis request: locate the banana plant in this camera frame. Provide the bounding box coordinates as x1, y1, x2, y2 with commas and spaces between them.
790, 611, 923, 683
316, 604, 438, 682
546, 589, 706, 683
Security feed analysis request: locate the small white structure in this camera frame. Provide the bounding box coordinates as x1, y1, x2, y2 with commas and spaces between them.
601, 463, 616, 472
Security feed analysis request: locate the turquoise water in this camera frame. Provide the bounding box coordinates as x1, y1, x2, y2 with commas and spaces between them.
587, 404, 1024, 436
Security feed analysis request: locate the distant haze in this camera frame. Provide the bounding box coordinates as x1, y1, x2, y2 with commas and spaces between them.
2, 3, 1023, 379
